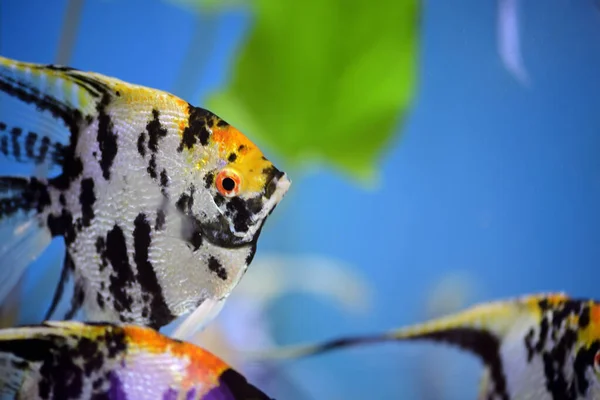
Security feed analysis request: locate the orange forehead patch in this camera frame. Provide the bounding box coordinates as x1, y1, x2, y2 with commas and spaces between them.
210, 121, 258, 156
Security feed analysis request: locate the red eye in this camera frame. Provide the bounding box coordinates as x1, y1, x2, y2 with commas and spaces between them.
216, 169, 241, 197
595, 351, 600, 372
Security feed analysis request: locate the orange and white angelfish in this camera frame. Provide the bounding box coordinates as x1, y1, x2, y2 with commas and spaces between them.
0, 321, 273, 399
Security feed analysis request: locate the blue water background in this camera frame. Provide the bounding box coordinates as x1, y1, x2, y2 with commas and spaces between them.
2, 1, 600, 398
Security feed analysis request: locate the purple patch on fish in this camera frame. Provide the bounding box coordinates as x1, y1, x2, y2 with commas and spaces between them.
186, 387, 197, 400
163, 387, 178, 400
108, 372, 128, 400
202, 385, 235, 400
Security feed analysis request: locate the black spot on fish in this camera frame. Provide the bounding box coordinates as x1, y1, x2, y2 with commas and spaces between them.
25, 131, 37, 159
155, 208, 166, 231
228, 152, 237, 162
79, 178, 96, 227
213, 193, 225, 206
137, 131, 146, 157
216, 119, 229, 128
37, 136, 50, 164
579, 305, 590, 329
97, 107, 117, 180
106, 224, 135, 313
208, 256, 227, 280
133, 213, 174, 328
47, 209, 77, 245
116, 90, 120, 96
535, 316, 549, 353
226, 197, 251, 233
147, 154, 157, 179
147, 109, 167, 153
238, 144, 245, 151
95, 236, 108, 270
204, 172, 214, 189
59, 193, 66, 206
10, 127, 21, 160
160, 169, 169, 192
176, 192, 193, 215
524, 328, 535, 362
96, 292, 105, 309
177, 106, 212, 151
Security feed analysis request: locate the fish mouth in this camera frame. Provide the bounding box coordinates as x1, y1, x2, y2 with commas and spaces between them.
255, 171, 291, 221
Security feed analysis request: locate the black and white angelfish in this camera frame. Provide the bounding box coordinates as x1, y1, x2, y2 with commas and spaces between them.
0, 55, 290, 338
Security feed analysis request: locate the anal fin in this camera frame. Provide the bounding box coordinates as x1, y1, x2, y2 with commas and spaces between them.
171, 297, 226, 340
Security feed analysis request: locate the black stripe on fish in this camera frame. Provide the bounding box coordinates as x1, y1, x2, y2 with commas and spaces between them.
159, 169, 169, 196
95, 237, 108, 271
133, 213, 174, 329
155, 208, 166, 231
147, 109, 167, 153
47, 209, 77, 245
79, 178, 96, 227
0, 177, 51, 219
64, 272, 85, 320
0, 123, 66, 166
541, 328, 578, 399
217, 368, 273, 400
25, 131, 37, 159
44, 250, 75, 320
137, 131, 146, 157
10, 127, 21, 160
415, 328, 509, 400
208, 256, 227, 281
573, 339, 600, 396
105, 224, 135, 316
177, 105, 212, 152
93, 91, 117, 181
147, 154, 157, 179
0, 136, 7, 155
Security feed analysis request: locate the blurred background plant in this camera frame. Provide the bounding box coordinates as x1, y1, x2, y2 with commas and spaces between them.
2, 0, 600, 398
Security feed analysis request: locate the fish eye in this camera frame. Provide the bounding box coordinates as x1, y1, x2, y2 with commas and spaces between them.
216, 169, 241, 197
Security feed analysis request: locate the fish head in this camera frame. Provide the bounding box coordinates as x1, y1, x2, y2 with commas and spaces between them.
183, 110, 291, 251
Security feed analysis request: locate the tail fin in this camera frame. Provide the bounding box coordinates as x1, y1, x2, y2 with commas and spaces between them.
246, 293, 559, 361
0, 177, 53, 305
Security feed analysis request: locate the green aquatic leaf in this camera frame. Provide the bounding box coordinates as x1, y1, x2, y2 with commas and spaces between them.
206, 0, 419, 182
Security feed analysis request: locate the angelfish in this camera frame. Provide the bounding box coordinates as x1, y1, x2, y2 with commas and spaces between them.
0, 56, 290, 336
0, 321, 273, 399
253, 293, 600, 400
